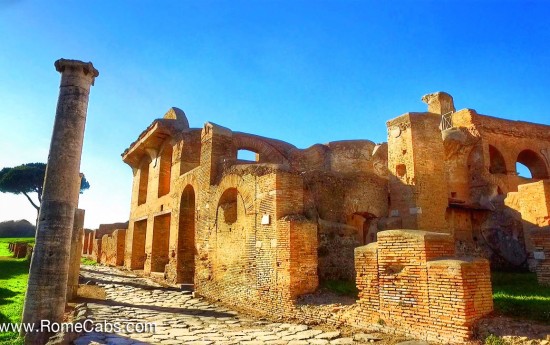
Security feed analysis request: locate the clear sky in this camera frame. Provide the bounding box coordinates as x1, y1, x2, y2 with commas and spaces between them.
0, 0, 549, 229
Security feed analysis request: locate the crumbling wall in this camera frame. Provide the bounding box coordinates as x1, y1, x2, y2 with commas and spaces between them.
387, 113, 449, 232
91, 238, 102, 263
100, 229, 126, 266
354, 230, 493, 343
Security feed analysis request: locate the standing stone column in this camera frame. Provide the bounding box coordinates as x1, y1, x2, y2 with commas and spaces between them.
22, 59, 98, 345
67, 208, 85, 301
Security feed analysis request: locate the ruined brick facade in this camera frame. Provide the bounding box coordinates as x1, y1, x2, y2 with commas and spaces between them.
79, 92, 550, 342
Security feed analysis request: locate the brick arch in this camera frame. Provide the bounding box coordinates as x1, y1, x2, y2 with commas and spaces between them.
516, 149, 549, 179
488, 145, 507, 174
232, 133, 290, 165
213, 174, 255, 216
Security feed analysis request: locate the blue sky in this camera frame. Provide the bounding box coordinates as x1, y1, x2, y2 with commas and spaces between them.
0, 0, 549, 228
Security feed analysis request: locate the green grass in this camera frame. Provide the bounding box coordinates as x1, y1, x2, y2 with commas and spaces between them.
492, 271, 550, 323
80, 257, 98, 266
0, 239, 31, 344
321, 280, 359, 297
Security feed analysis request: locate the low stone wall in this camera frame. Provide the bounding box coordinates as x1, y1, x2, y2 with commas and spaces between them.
530, 229, 550, 286
352, 230, 493, 344
100, 229, 126, 266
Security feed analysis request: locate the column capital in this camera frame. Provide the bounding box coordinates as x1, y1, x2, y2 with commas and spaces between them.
55, 58, 99, 85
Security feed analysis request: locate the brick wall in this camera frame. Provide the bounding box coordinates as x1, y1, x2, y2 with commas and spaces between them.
100, 229, 127, 266
387, 113, 449, 232
353, 230, 493, 343
518, 181, 550, 273
530, 229, 550, 285
194, 168, 318, 315
91, 238, 102, 263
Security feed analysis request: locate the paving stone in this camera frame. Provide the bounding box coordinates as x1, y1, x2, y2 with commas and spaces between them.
353, 333, 383, 342
330, 338, 355, 345
167, 328, 192, 336
265, 341, 289, 345
74, 337, 104, 345
315, 331, 341, 340
257, 334, 282, 341
175, 335, 201, 341
288, 341, 310, 345
309, 340, 329, 345
103, 338, 134, 345
291, 330, 324, 340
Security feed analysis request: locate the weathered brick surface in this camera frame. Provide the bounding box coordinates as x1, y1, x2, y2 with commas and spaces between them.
516, 181, 550, 276
353, 230, 493, 343
91, 238, 102, 263
530, 229, 550, 286
387, 114, 449, 232
100, 229, 126, 266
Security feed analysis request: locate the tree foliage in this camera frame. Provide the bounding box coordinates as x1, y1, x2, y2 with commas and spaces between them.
0, 162, 90, 213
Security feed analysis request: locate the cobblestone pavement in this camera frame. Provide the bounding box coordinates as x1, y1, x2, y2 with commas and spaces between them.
72, 265, 393, 345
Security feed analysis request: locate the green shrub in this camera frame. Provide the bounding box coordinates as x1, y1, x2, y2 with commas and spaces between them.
484, 334, 508, 345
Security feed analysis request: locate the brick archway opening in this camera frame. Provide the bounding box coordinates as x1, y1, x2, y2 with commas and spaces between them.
177, 185, 196, 284
516, 149, 549, 179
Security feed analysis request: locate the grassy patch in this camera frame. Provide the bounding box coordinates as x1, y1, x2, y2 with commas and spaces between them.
492, 271, 550, 323
80, 257, 98, 266
321, 280, 358, 297
0, 240, 30, 344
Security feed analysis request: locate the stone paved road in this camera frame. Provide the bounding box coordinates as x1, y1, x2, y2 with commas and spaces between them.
72, 265, 386, 345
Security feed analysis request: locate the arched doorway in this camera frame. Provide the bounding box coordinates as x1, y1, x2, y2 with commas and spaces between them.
516, 149, 549, 179
177, 185, 195, 284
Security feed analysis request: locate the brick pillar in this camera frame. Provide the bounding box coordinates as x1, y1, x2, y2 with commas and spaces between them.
387, 113, 449, 232
199, 122, 235, 186
354, 229, 493, 343
22, 59, 97, 345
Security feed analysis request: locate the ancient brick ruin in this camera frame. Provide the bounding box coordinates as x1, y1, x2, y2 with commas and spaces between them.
81, 222, 128, 265
8, 242, 33, 258
81, 92, 550, 342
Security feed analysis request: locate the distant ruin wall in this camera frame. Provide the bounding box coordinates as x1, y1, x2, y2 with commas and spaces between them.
100, 229, 127, 266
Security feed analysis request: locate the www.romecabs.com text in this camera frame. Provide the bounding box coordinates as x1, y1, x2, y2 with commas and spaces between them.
0, 320, 156, 334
